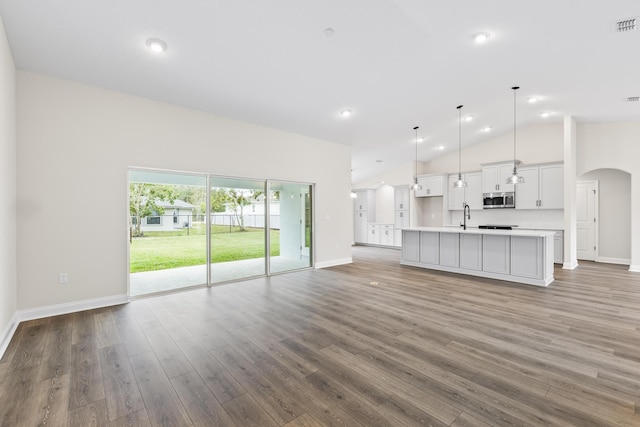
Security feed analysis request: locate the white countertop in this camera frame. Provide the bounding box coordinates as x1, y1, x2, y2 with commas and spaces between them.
403, 226, 556, 237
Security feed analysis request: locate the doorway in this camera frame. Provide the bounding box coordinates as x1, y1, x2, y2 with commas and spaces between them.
577, 169, 631, 266
576, 180, 598, 261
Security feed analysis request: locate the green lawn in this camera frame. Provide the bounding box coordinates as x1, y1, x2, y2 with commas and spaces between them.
130, 224, 280, 273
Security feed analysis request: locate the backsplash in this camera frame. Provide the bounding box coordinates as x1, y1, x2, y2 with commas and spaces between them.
445, 208, 564, 230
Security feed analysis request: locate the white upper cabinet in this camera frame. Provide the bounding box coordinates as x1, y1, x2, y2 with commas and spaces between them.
355, 189, 376, 213
515, 163, 563, 210
394, 186, 410, 210
448, 172, 482, 210
415, 175, 444, 197
448, 174, 465, 210
515, 167, 540, 209
465, 172, 483, 210
539, 164, 564, 209
482, 163, 516, 193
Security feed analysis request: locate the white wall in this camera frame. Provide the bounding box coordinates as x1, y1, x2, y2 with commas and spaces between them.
374, 185, 395, 224
579, 169, 631, 263
0, 16, 17, 356
417, 197, 444, 227
577, 121, 640, 270
16, 71, 353, 311
354, 161, 414, 189
421, 123, 564, 174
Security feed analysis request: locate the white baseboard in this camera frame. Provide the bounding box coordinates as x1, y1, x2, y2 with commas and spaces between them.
562, 260, 578, 270
17, 294, 130, 323
0, 312, 20, 361
629, 265, 640, 273
596, 257, 631, 266
0, 294, 130, 360
315, 258, 353, 269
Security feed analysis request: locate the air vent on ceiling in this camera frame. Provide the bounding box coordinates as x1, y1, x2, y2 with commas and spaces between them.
615, 17, 637, 32
626, 96, 640, 102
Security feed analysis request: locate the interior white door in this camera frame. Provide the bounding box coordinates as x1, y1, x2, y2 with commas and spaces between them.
576, 181, 598, 261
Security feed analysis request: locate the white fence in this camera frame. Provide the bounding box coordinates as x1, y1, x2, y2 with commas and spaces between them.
209, 213, 280, 229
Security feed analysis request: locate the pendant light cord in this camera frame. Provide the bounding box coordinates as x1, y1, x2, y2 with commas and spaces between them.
457, 105, 463, 178
512, 86, 519, 173
414, 126, 419, 180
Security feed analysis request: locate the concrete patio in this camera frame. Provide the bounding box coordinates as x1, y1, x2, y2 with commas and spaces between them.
129, 256, 310, 296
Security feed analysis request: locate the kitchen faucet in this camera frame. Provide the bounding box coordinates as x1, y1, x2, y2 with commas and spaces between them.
461, 203, 470, 230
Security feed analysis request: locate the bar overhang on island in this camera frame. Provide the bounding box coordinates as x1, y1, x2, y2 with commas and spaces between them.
401, 227, 555, 286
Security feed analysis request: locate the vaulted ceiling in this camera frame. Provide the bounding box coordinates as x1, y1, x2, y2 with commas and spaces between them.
2, 1, 639, 183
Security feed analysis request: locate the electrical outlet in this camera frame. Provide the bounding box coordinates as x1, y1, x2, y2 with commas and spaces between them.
59, 273, 69, 284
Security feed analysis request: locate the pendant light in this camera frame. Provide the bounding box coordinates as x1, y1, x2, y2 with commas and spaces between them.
506, 86, 525, 184
452, 105, 467, 188
412, 126, 421, 191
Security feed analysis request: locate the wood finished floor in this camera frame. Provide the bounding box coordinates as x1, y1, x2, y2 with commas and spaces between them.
2, 246, 640, 426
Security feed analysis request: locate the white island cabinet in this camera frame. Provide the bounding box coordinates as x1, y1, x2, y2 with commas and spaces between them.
401, 227, 554, 286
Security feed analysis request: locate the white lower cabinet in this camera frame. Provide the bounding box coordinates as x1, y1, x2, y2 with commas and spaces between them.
439, 233, 460, 267
483, 235, 511, 274
394, 210, 409, 247
402, 230, 420, 262
395, 210, 409, 228
419, 232, 440, 264
367, 224, 380, 245
379, 225, 394, 246
460, 234, 483, 270
554, 231, 563, 264
511, 236, 544, 279
367, 224, 394, 246
354, 211, 368, 243
400, 229, 554, 286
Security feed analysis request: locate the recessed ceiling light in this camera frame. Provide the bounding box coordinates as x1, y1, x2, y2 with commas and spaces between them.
417, 137, 425, 143
540, 112, 552, 118
339, 109, 352, 118
527, 96, 539, 104
435, 145, 446, 151
322, 28, 336, 38
473, 32, 491, 44
146, 38, 167, 53
481, 126, 493, 132
463, 115, 474, 122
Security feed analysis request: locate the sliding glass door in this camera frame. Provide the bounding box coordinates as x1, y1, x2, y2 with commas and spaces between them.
128, 169, 314, 296
269, 181, 313, 274
128, 170, 207, 296
209, 177, 267, 283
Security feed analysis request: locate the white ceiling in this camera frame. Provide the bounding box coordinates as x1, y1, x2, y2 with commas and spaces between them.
2, 1, 639, 183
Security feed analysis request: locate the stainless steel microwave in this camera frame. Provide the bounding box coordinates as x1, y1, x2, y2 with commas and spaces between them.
483, 192, 515, 209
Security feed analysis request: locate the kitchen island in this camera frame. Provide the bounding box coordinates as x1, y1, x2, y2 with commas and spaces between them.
401, 227, 555, 286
